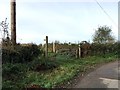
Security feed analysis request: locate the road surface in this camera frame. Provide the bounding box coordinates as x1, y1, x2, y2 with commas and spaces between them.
74, 61, 120, 88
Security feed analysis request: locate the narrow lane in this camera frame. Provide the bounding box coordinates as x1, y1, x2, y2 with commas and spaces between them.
74, 61, 119, 88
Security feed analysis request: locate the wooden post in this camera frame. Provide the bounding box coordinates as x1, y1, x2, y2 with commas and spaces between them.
76, 49, 78, 58
76, 48, 79, 58
45, 36, 48, 58
11, 0, 16, 45
78, 44, 81, 58
53, 42, 56, 53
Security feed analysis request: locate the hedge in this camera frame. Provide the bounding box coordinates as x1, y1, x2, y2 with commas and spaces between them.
2, 43, 42, 64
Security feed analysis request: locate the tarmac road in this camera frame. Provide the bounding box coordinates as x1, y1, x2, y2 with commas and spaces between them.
74, 61, 120, 88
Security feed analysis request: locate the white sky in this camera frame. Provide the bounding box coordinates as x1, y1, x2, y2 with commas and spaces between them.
0, 0, 118, 44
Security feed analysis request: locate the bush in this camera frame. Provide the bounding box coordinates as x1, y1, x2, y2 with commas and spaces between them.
90, 42, 118, 56
2, 63, 27, 81
2, 43, 43, 63
27, 57, 58, 72
2, 63, 28, 88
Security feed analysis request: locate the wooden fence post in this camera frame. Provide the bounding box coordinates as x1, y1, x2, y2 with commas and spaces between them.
45, 36, 48, 58
78, 44, 81, 58
53, 42, 56, 53
76, 49, 79, 58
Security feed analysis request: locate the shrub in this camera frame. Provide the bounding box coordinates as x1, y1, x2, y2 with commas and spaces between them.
90, 42, 118, 56
2, 43, 42, 63
2, 63, 27, 81
27, 57, 58, 72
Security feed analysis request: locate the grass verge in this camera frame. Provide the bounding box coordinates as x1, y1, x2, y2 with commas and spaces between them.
2, 53, 118, 88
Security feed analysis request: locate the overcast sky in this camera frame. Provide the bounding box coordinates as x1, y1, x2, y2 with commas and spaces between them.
0, 0, 118, 44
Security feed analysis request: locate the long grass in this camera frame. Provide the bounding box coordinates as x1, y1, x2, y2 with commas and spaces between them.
2, 53, 118, 88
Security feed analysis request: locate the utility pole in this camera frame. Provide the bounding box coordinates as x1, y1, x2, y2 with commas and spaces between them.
11, 0, 16, 45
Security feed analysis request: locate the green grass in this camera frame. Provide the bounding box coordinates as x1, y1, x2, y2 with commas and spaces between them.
2, 53, 118, 88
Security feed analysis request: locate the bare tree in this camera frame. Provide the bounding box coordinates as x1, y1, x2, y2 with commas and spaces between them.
0, 18, 9, 41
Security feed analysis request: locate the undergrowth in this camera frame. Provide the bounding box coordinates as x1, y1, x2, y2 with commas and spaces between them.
2, 52, 118, 89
